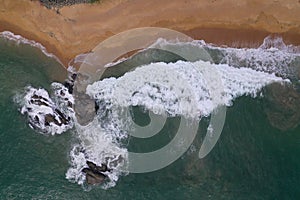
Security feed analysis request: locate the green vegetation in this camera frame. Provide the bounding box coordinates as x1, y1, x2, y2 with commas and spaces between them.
90, 0, 101, 3
39, 0, 101, 8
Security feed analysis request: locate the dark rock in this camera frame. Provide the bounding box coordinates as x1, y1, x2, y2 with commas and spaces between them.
61, 70, 77, 95
54, 108, 69, 124
32, 94, 49, 102
60, 90, 65, 96
45, 114, 60, 126
44, 108, 70, 127
30, 98, 49, 107
32, 94, 39, 99
21, 85, 74, 134
95, 102, 99, 113
87, 161, 110, 173
63, 81, 74, 94
67, 101, 73, 108
82, 168, 106, 185
71, 73, 77, 81
30, 95, 52, 107
34, 116, 40, 123
82, 161, 111, 185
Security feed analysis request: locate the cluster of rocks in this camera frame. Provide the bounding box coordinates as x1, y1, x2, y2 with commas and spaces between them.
19, 68, 76, 135
20, 83, 74, 135
82, 161, 111, 185
33, 94, 71, 127
63, 69, 77, 95
39, 0, 99, 9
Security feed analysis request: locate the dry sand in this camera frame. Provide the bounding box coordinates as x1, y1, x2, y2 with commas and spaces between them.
1, 0, 300, 66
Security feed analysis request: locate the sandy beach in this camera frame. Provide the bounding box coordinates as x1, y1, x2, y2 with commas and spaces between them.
1, 0, 300, 66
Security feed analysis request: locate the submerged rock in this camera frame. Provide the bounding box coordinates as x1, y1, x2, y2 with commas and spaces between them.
264, 83, 300, 131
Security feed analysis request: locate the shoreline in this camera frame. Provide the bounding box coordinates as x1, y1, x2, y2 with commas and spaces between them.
1, 0, 300, 67
0, 31, 64, 66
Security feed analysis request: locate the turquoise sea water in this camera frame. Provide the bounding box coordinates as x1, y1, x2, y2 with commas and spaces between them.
1, 36, 300, 200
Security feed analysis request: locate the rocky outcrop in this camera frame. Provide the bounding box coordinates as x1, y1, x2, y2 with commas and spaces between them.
81, 161, 110, 185
63, 69, 77, 94
20, 83, 74, 135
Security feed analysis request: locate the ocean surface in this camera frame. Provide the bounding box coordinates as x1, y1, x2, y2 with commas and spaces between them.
0, 32, 300, 199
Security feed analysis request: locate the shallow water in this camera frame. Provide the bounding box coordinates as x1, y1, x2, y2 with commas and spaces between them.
0, 34, 300, 199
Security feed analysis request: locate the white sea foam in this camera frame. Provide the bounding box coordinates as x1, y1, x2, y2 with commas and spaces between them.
65, 144, 87, 185
17, 83, 74, 135
87, 60, 286, 119
51, 82, 75, 115
259, 35, 300, 53
149, 37, 300, 79
13, 35, 297, 189
65, 60, 286, 188
220, 46, 298, 76
66, 117, 128, 189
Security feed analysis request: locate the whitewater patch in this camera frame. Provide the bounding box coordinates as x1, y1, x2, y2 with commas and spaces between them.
87, 60, 286, 119
65, 118, 128, 189
220, 45, 299, 78
149, 37, 300, 80
62, 60, 286, 187
16, 83, 74, 135
13, 34, 296, 189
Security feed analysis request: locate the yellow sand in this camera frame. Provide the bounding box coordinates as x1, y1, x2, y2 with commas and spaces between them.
1, 0, 300, 66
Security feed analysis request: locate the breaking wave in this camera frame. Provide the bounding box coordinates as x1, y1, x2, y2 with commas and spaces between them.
66, 60, 286, 188
15, 35, 300, 189
87, 60, 285, 118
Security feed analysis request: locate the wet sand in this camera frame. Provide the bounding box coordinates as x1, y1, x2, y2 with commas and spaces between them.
1, 0, 300, 66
